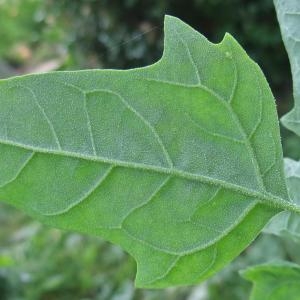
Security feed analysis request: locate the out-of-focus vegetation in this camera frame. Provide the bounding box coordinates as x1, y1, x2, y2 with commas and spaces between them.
1, 0, 300, 299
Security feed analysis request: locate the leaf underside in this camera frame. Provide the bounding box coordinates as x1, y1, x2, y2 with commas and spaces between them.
241, 261, 300, 300
0, 16, 288, 288
274, 0, 300, 135
264, 158, 300, 239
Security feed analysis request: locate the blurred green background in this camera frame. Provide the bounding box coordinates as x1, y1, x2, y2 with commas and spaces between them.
1, 0, 300, 299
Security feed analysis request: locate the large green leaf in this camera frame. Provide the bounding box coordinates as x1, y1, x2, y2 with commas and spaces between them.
274, 0, 300, 134
0, 16, 294, 288
264, 158, 300, 239
241, 261, 300, 300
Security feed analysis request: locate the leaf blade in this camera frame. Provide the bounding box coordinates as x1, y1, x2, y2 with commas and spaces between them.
264, 158, 300, 239
241, 261, 300, 300
274, 0, 300, 135
0, 16, 289, 287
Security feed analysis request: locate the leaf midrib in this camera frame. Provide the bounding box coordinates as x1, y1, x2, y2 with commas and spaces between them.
0, 137, 288, 210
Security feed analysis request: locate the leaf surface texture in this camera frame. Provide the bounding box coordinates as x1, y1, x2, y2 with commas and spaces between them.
264, 158, 300, 239
0, 16, 288, 287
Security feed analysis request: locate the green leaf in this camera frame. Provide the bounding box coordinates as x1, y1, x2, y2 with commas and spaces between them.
274, 0, 300, 135
264, 158, 300, 239
241, 261, 300, 300
0, 16, 292, 288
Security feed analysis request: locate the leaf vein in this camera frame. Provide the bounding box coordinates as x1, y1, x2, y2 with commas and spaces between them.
17, 85, 62, 150
247, 69, 263, 141
42, 164, 114, 216
226, 45, 265, 191
185, 113, 245, 144
143, 256, 180, 286
64, 83, 97, 156
173, 27, 201, 84
0, 152, 35, 188
120, 176, 171, 227
122, 201, 257, 256
189, 187, 221, 221
87, 88, 174, 168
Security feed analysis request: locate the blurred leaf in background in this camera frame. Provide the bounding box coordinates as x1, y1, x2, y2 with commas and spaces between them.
0, 0, 71, 76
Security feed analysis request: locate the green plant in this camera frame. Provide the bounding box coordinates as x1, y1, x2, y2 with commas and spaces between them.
241, 261, 300, 300
0, 0, 299, 297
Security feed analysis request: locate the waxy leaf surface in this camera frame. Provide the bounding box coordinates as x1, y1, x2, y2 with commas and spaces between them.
274, 0, 300, 135
242, 261, 300, 300
0, 16, 289, 287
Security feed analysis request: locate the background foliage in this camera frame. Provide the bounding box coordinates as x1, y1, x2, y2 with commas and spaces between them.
0, 0, 299, 299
